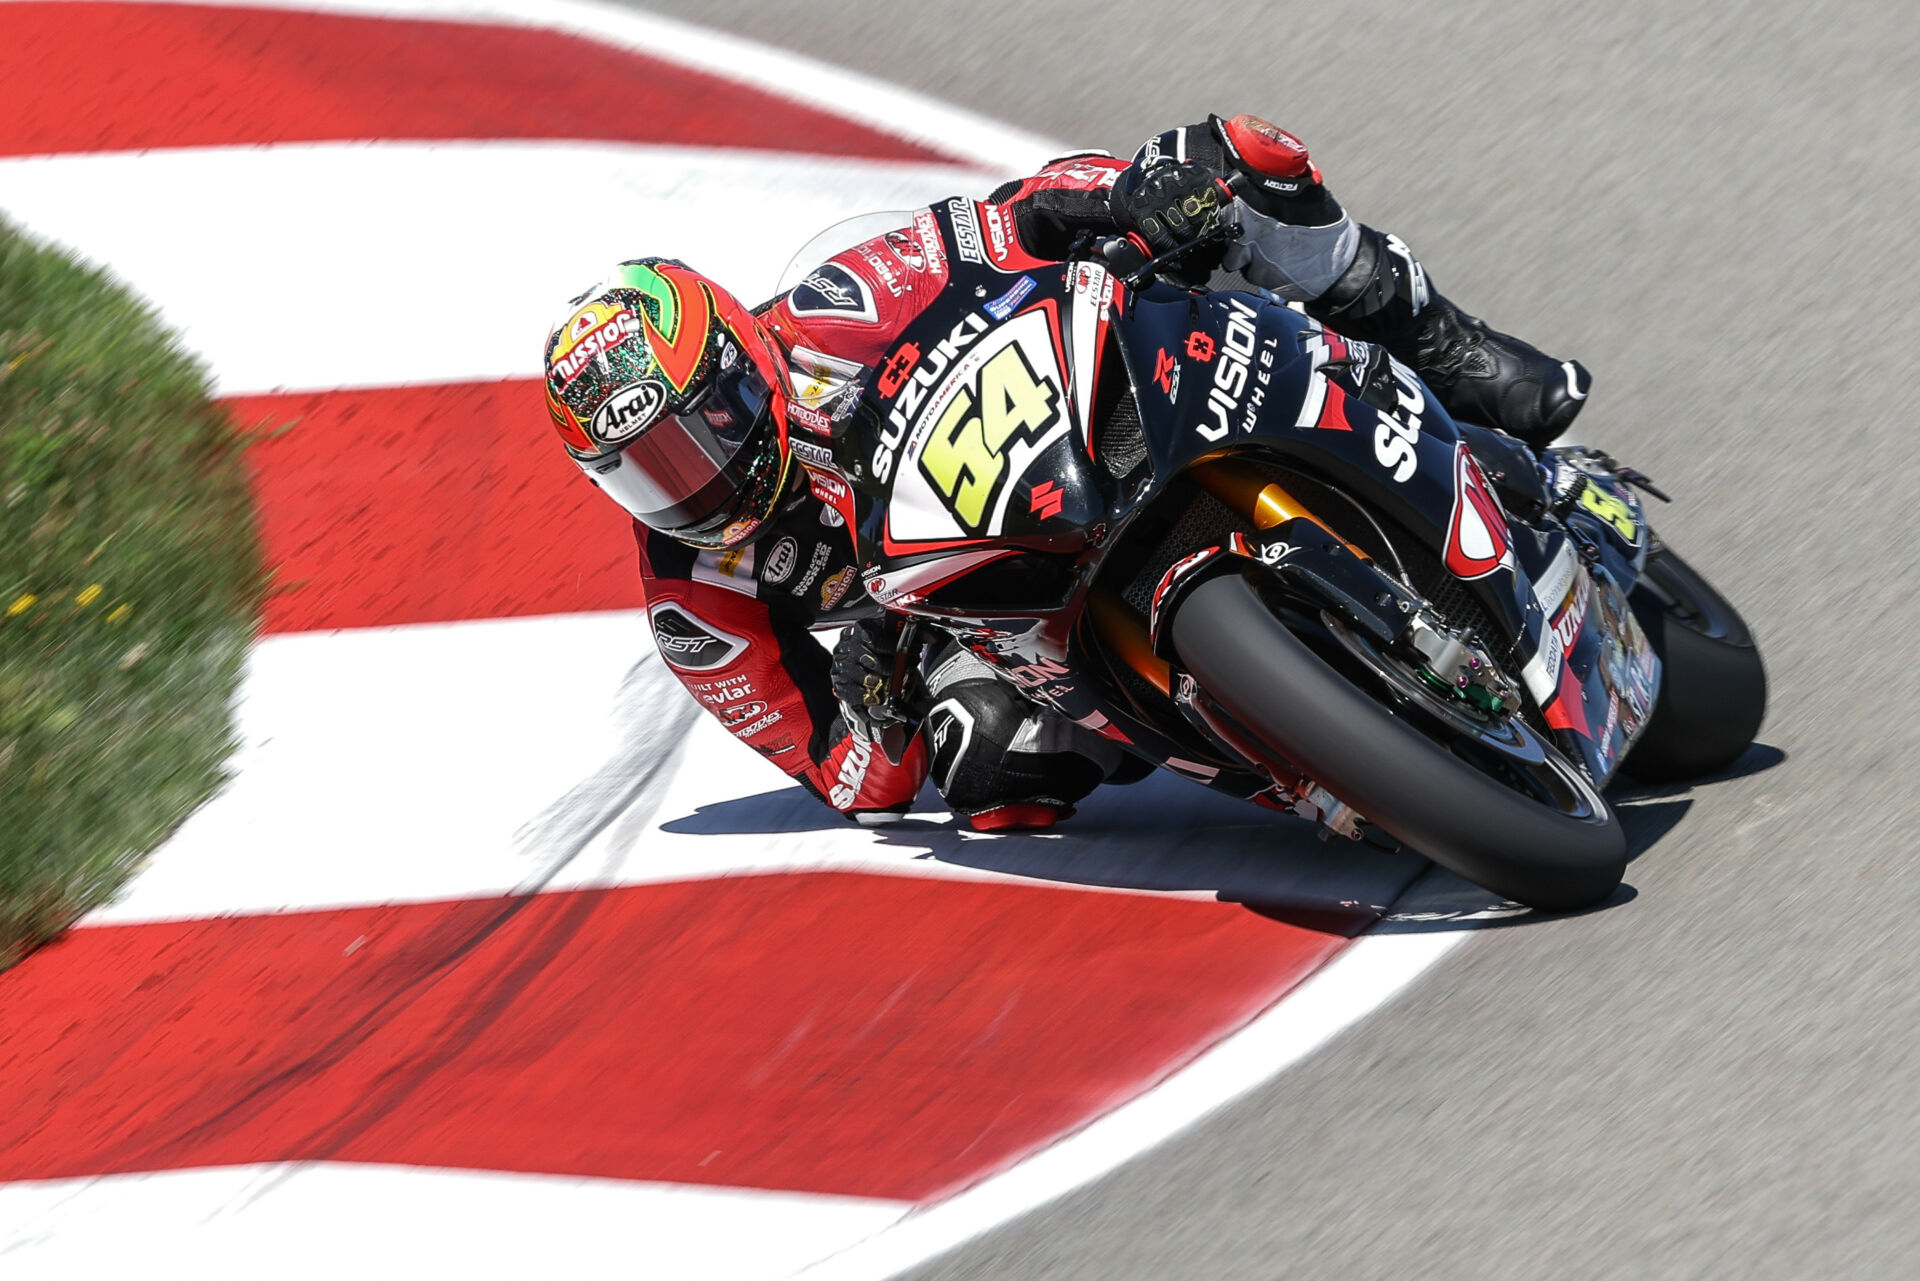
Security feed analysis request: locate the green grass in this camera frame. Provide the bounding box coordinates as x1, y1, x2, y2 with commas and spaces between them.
0, 215, 263, 970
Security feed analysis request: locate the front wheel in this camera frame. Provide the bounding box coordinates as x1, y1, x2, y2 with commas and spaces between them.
1620, 544, 1767, 783
1170, 573, 1626, 912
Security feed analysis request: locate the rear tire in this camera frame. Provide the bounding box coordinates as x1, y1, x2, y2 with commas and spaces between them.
1171, 573, 1626, 912
1620, 545, 1767, 783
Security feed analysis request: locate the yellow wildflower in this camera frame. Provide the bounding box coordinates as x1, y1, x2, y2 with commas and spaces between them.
108, 604, 132, 623
76, 584, 103, 607
6, 594, 35, 616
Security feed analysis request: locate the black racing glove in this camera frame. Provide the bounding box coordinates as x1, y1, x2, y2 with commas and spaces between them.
830, 618, 901, 742
1109, 158, 1236, 286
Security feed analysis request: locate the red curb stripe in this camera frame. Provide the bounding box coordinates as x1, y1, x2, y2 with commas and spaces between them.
0, 2, 945, 161
0, 873, 1346, 1203
231, 380, 642, 632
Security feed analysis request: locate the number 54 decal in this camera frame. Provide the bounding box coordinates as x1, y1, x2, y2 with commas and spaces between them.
919, 341, 1061, 531
889, 310, 1073, 542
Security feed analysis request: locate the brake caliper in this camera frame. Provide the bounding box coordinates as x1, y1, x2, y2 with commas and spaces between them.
1404, 614, 1518, 714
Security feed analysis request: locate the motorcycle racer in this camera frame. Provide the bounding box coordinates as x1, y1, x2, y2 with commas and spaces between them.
542, 113, 1591, 831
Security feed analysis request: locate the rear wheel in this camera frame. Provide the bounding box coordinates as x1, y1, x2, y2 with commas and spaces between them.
1170, 573, 1626, 912
1620, 544, 1767, 782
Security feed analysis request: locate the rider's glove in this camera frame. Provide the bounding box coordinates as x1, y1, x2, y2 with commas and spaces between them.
1111, 158, 1235, 257
830, 618, 901, 743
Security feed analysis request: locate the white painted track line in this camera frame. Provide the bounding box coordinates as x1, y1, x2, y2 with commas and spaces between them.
0, 1163, 909, 1280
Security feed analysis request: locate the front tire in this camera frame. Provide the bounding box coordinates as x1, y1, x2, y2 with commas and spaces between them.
1170, 573, 1626, 912
1620, 545, 1767, 783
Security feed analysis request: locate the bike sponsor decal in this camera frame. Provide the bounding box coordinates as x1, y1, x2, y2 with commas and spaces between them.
787, 400, 833, 435
1443, 444, 1515, 580
1185, 331, 1216, 362
760, 536, 799, 585
914, 209, 948, 277
648, 601, 750, 671
984, 275, 1036, 321
1029, 479, 1064, 519
805, 464, 850, 507
819, 503, 845, 529
1372, 360, 1426, 482
1198, 296, 1275, 442
948, 198, 986, 264
788, 263, 878, 322
819, 566, 856, 609
1154, 348, 1179, 398
551, 302, 642, 388
874, 315, 990, 483
877, 342, 920, 398
890, 311, 1070, 539
790, 437, 834, 467
587, 379, 666, 445
1523, 566, 1591, 699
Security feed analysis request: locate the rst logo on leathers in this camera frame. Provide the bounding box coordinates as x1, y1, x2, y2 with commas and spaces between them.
648, 602, 749, 671
788, 263, 877, 323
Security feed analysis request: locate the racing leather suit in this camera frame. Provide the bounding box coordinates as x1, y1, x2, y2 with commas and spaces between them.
638, 119, 1587, 827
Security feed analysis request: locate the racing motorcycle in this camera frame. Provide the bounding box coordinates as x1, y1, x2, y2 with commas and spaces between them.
780, 201, 1766, 911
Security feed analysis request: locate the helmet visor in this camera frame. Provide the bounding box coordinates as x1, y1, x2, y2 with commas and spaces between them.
586, 353, 775, 533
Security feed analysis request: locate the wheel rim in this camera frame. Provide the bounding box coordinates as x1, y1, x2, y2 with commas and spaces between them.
1322, 615, 1608, 823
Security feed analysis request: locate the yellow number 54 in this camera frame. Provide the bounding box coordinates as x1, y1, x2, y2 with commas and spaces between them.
919, 342, 1061, 531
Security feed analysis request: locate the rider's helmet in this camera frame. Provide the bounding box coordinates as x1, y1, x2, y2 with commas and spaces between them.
544, 259, 792, 549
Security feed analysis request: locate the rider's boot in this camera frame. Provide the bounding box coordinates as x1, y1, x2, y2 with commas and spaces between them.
1308, 225, 1591, 448
921, 640, 1120, 832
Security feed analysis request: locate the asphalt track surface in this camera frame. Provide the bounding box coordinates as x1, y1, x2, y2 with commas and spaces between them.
635, 2, 1920, 1277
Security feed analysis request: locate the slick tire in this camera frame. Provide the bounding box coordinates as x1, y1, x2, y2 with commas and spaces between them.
1620, 545, 1768, 783
1171, 573, 1627, 912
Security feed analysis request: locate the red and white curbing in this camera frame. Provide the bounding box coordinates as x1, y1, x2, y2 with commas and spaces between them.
0, 3, 1473, 1276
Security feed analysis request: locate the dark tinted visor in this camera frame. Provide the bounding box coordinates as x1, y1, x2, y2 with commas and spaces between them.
587, 353, 774, 532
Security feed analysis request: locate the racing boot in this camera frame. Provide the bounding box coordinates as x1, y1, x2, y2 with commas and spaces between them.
921, 640, 1120, 832
1308, 225, 1591, 448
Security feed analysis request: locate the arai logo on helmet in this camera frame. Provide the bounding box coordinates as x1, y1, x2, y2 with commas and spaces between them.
589, 381, 667, 446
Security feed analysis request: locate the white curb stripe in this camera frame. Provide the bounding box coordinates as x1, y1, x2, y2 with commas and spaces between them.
0, 1163, 910, 1280
0, 142, 994, 395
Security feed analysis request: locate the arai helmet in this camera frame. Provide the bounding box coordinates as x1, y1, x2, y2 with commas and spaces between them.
544, 259, 792, 549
